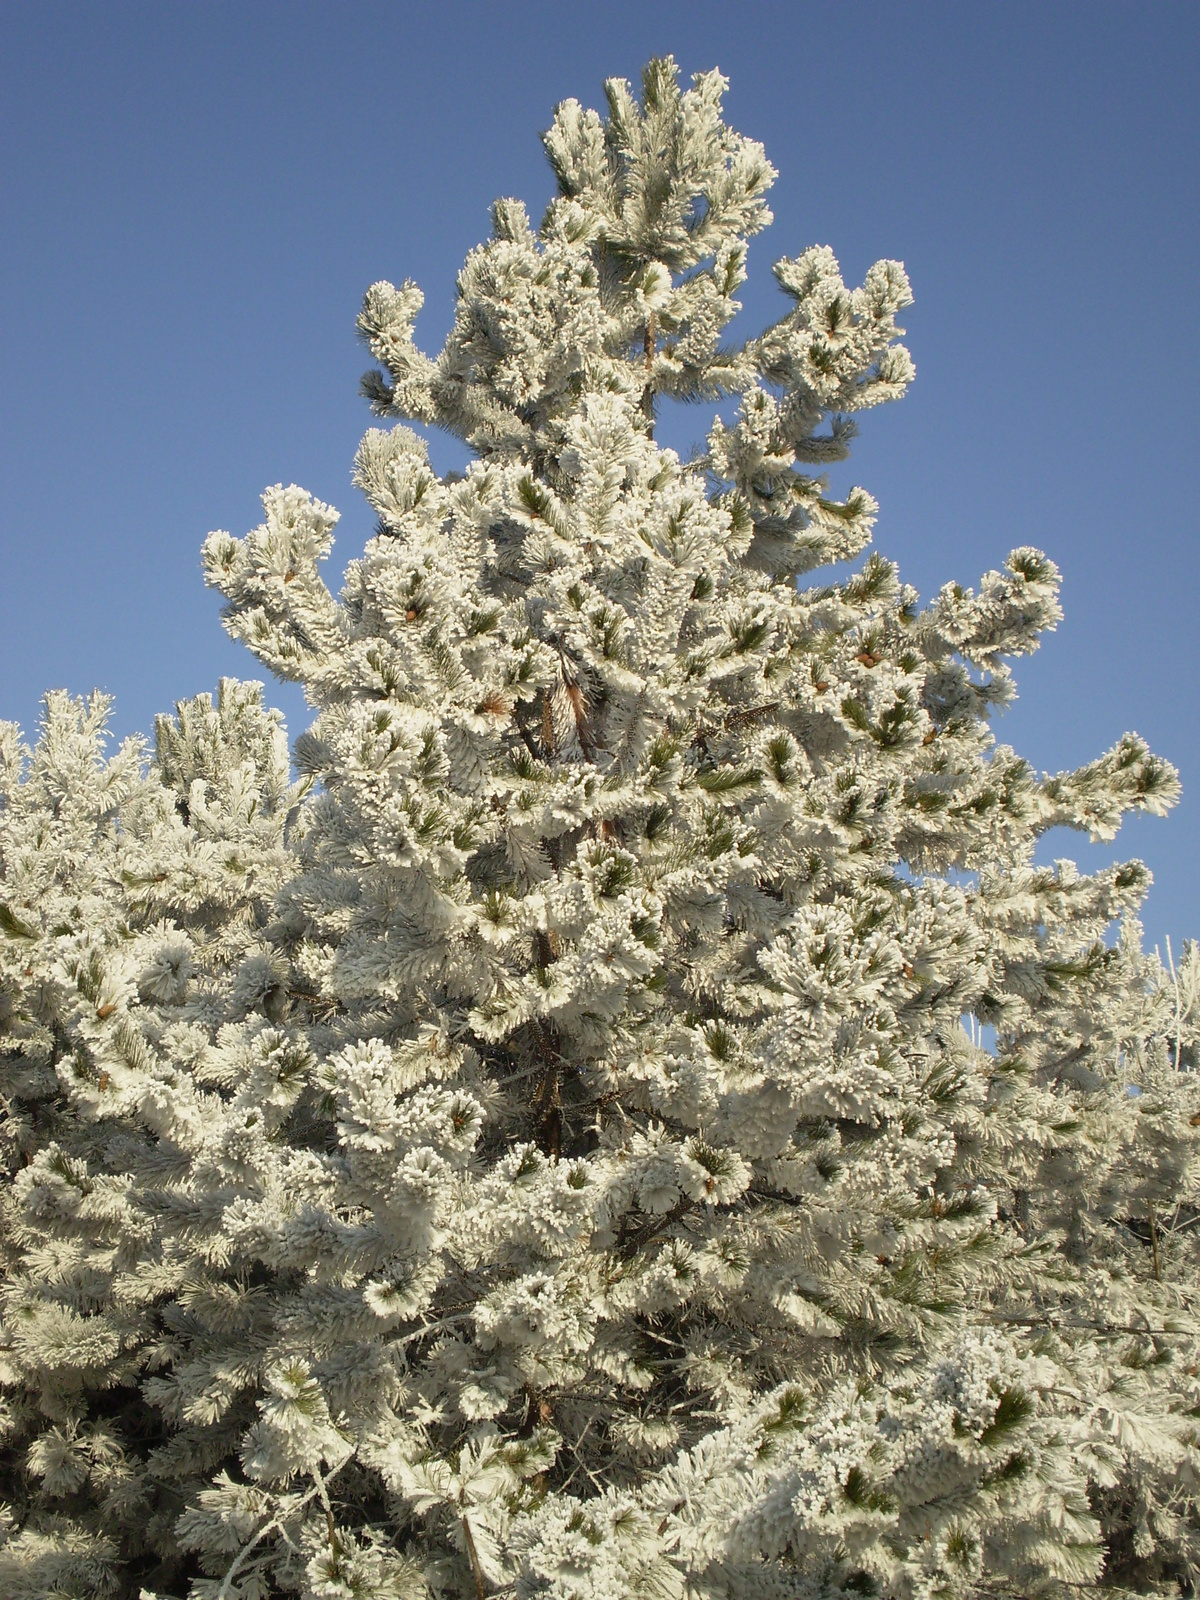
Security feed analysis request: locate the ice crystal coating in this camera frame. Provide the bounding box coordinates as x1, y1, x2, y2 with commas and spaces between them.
2, 57, 1199, 1600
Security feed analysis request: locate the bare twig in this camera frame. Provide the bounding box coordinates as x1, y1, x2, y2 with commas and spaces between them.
395, 1312, 473, 1351
216, 1449, 354, 1600
460, 1513, 488, 1600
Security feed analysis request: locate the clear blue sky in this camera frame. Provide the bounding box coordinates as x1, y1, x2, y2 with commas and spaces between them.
1, 2, 1197, 952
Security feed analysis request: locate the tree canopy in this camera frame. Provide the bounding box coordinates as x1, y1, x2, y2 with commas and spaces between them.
2, 57, 1198, 1600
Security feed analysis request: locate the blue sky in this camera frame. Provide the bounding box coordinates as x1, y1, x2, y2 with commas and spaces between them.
1, 1, 1197, 952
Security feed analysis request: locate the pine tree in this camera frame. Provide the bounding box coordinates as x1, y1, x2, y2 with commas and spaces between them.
3, 57, 1200, 1600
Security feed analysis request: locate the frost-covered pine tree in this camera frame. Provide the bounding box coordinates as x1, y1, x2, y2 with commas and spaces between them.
4, 57, 1200, 1600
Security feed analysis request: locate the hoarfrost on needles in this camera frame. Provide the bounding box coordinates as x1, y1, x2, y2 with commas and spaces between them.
2, 55, 1198, 1600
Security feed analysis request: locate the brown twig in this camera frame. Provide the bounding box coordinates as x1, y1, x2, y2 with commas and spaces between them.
510, 698, 543, 764
527, 958, 564, 1157
461, 1514, 488, 1600
617, 1197, 691, 1260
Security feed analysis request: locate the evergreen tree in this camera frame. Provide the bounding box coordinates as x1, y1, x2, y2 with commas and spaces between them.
3, 57, 1199, 1600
